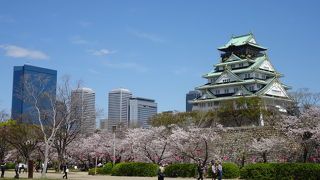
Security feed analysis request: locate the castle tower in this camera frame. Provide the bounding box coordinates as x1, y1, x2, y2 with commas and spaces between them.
190, 33, 293, 116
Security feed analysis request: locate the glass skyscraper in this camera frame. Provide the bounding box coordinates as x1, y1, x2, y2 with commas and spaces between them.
107, 88, 132, 131
11, 64, 57, 124
71, 87, 96, 133
129, 97, 157, 129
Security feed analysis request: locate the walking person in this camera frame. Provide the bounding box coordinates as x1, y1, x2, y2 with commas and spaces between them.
197, 160, 204, 180
211, 161, 218, 180
62, 164, 68, 179
217, 162, 223, 180
0, 161, 6, 178
158, 164, 165, 180
14, 163, 19, 178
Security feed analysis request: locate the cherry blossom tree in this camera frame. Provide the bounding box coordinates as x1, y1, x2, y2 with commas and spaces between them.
168, 126, 221, 165
250, 137, 286, 163
123, 127, 172, 164
277, 107, 320, 162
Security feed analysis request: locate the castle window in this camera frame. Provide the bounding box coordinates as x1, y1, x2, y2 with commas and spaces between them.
223, 79, 230, 83
248, 86, 254, 91
234, 87, 239, 92
245, 73, 251, 79
215, 90, 220, 94
224, 89, 229, 93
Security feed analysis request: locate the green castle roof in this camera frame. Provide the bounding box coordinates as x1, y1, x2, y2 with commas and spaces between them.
218, 33, 267, 51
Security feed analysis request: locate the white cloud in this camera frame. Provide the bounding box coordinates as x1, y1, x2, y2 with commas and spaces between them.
88, 68, 100, 74
0, 45, 49, 60
103, 60, 148, 72
128, 28, 165, 43
89, 49, 117, 56
70, 36, 89, 44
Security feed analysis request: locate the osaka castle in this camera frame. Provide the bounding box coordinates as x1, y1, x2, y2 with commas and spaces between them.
190, 33, 293, 112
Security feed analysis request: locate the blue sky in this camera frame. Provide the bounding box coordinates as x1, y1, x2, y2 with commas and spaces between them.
1, 0, 320, 118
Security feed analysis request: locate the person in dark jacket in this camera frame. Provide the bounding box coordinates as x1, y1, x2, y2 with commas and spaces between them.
0, 162, 6, 178
197, 161, 204, 180
62, 164, 68, 179
14, 163, 19, 178
158, 164, 165, 180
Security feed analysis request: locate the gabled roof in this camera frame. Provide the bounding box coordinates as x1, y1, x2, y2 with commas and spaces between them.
214, 68, 243, 82
214, 58, 255, 67
204, 54, 284, 78
256, 78, 292, 99
233, 86, 253, 96
196, 79, 268, 90
218, 33, 267, 51
224, 53, 241, 62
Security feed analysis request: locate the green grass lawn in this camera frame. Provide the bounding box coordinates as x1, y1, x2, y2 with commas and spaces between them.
2, 178, 60, 180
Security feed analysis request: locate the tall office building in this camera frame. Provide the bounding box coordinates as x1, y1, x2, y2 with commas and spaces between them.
186, 90, 202, 112
11, 64, 57, 124
71, 87, 96, 133
108, 88, 132, 131
100, 118, 108, 130
129, 97, 157, 128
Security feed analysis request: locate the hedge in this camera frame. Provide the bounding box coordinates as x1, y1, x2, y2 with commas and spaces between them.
111, 162, 158, 176
240, 163, 320, 180
207, 163, 240, 179
88, 163, 113, 175
165, 163, 239, 179
164, 163, 198, 177
5, 163, 15, 169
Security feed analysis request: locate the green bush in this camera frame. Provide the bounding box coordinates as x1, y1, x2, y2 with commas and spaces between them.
5, 163, 15, 169
207, 163, 239, 179
164, 163, 197, 177
102, 163, 113, 174
240, 163, 320, 180
240, 163, 275, 180
88, 167, 102, 175
111, 162, 158, 176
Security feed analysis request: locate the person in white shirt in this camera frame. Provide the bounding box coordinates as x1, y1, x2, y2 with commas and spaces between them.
217, 162, 223, 180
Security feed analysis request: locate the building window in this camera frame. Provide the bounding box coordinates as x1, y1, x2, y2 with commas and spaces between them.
231, 64, 235, 69
223, 79, 230, 83
239, 63, 243, 67
245, 73, 251, 79
215, 90, 220, 94
224, 89, 229, 94
248, 86, 254, 91
234, 87, 239, 92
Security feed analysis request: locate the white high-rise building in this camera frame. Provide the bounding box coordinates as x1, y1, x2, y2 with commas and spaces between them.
71, 87, 96, 133
129, 97, 157, 128
107, 88, 132, 131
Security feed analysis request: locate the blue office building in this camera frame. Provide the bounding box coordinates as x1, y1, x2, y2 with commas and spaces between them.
186, 90, 202, 112
11, 65, 57, 124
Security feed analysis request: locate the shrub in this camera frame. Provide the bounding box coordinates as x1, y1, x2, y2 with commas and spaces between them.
207, 163, 240, 179
164, 163, 197, 177
5, 163, 15, 169
240, 163, 320, 180
88, 163, 114, 175
111, 162, 158, 176
240, 163, 274, 180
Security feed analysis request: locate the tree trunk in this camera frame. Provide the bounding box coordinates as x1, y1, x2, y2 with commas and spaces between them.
28, 160, 34, 178
41, 143, 50, 178
262, 152, 267, 163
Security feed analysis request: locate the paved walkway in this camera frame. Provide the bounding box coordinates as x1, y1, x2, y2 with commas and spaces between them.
2, 170, 238, 180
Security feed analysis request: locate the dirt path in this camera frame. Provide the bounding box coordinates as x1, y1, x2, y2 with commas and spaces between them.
3, 170, 237, 180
